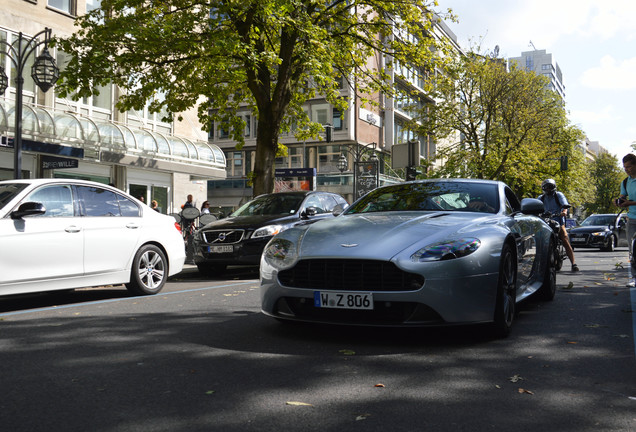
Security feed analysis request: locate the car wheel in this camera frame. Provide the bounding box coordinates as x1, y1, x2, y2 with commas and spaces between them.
126, 244, 168, 295
537, 239, 557, 301
555, 243, 565, 271
492, 242, 516, 338
600, 236, 615, 252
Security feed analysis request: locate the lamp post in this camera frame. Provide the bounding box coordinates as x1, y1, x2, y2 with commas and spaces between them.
337, 142, 380, 199
0, 27, 59, 179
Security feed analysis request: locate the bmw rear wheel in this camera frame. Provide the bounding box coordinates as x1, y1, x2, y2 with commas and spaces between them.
492, 243, 517, 338
126, 244, 168, 295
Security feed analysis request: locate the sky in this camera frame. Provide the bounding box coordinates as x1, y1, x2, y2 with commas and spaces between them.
435, 0, 636, 159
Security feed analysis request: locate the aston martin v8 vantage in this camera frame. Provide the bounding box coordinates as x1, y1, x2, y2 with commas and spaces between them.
260, 179, 558, 337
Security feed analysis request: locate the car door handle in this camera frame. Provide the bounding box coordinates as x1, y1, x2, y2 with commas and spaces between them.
65, 225, 81, 233
126, 223, 140, 229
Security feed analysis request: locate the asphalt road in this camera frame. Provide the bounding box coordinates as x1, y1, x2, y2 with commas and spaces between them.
0, 249, 634, 432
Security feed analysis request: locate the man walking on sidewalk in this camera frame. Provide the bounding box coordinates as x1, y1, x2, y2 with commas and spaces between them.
617, 153, 636, 287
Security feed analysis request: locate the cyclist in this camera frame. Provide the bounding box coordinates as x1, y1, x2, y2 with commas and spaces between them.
538, 178, 579, 272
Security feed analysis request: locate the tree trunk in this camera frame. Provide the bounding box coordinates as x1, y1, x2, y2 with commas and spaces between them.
252, 116, 279, 197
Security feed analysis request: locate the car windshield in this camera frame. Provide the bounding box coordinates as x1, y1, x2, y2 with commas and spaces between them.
345, 181, 499, 214
231, 193, 305, 216
581, 215, 616, 226
0, 183, 28, 211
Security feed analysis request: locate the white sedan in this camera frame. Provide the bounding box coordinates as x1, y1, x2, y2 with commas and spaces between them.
0, 179, 185, 296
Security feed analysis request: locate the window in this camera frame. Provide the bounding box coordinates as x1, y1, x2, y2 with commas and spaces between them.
48, 0, 75, 15
78, 186, 121, 216
317, 145, 341, 173
225, 151, 244, 177
275, 146, 303, 169
25, 185, 74, 217
311, 104, 330, 125
333, 108, 344, 130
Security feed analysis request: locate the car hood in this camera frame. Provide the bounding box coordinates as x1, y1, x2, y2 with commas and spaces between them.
297, 212, 494, 260
569, 225, 611, 233
200, 214, 299, 230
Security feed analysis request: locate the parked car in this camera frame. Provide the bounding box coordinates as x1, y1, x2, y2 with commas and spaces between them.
0, 179, 185, 297
192, 191, 348, 275
260, 179, 558, 337
568, 213, 628, 251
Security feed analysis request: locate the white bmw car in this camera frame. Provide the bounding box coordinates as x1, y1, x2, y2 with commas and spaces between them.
0, 179, 185, 296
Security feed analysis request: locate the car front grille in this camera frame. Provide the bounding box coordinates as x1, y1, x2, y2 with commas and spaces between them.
202, 229, 245, 244
278, 259, 424, 292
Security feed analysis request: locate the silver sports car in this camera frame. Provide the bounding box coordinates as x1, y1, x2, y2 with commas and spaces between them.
260, 179, 557, 337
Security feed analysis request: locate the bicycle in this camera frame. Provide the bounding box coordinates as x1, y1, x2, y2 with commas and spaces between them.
541, 205, 571, 271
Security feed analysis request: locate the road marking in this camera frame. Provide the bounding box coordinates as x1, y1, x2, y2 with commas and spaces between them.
0, 281, 257, 318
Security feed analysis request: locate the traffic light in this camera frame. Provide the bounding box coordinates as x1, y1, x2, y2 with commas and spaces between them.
560, 155, 568, 171
406, 166, 418, 181
325, 124, 332, 143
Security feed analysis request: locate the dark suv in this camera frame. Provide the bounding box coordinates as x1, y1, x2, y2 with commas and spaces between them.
568, 213, 627, 251
192, 191, 348, 275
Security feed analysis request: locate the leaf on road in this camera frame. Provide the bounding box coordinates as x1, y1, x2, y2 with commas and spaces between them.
495, 385, 501, 389
339, 349, 356, 356
205, 390, 215, 395
518, 388, 534, 395
356, 413, 371, 421
613, 334, 630, 338
562, 282, 574, 290
286, 401, 313, 406
584, 323, 609, 328
509, 374, 523, 383
374, 383, 385, 388
567, 341, 578, 344
615, 262, 624, 269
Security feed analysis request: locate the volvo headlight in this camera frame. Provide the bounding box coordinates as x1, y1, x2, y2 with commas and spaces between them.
263, 238, 299, 270
411, 238, 481, 262
252, 224, 285, 239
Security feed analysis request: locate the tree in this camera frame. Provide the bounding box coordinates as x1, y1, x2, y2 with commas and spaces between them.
584, 152, 624, 214
417, 51, 586, 201
55, 0, 452, 196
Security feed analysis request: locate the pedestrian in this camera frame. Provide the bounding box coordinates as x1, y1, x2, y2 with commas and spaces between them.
538, 178, 579, 272
182, 194, 194, 209
617, 153, 636, 286
150, 200, 160, 212
201, 201, 211, 214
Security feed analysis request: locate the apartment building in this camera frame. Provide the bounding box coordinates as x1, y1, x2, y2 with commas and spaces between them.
1, 0, 226, 213
508, 48, 565, 99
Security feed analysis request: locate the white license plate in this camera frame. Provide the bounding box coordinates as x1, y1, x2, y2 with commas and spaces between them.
570, 237, 585, 243
314, 291, 373, 310
208, 245, 233, 253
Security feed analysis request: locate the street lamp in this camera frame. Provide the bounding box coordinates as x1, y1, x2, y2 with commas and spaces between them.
0, 27, 59, 179
337, 142, 380, 199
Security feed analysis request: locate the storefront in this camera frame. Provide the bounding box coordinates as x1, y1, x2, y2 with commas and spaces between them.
0, 98, 226, 214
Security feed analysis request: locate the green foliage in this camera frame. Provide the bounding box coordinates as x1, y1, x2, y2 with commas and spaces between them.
584, 152, 624, 214
54, 0, 451, 196
417, 50, 587, 201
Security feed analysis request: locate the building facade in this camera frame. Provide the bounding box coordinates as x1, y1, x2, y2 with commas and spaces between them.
1, 0, 226, 214
508, 49, 565, 99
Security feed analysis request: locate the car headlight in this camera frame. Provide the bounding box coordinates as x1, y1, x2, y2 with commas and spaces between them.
411, 238, 481, 262
252, 224, 286, 239
591, 232, 606, 237
263, 238, 299, 270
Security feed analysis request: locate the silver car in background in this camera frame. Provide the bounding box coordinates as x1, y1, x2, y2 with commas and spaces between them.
0, 179, 185, 296
261, 179, 557, 337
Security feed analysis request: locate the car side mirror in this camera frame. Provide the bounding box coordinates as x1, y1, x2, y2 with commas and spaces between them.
519, 198, 544, 215
11, 202, 46, 219
301, 206, 317, 219
332, 203, 349, 216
